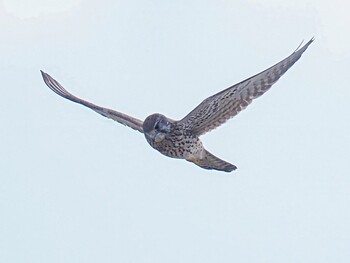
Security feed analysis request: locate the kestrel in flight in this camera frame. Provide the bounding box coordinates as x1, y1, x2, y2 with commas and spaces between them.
41, 38, 313, 172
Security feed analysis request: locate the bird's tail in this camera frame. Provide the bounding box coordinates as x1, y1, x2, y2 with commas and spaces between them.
188, 150, 237, 172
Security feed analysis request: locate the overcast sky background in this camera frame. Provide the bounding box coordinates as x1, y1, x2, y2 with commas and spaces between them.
1, 0, 349, 262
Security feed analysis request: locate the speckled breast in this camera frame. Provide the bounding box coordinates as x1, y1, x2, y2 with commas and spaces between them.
149, 129, 203, 160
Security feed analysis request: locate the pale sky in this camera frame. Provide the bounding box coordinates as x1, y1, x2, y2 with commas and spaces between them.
1, 0, 350, 262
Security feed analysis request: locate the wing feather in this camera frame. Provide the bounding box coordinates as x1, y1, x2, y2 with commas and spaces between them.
179, 38, 314, 136
41, 71, 144, 133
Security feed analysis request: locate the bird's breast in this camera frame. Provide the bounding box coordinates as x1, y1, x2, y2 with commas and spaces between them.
147, 130, 203, 160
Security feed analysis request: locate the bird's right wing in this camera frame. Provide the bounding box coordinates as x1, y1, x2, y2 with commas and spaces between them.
41, 71, 144, 133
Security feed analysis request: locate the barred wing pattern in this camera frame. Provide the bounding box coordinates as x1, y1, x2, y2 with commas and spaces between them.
179, 38, 313, 136
41, 71, 144, 133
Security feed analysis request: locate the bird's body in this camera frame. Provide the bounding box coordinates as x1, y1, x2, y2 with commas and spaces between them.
146, 123, 202, 160
141, 114, 236, 171
41, 38, 313, 172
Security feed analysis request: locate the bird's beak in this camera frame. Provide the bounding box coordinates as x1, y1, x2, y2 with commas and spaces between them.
151, 130, 159, 142
146, 130, 158, 143
146, 130, 165, 143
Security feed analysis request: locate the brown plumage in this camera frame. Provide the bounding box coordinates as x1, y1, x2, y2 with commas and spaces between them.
41, 38, 313, 172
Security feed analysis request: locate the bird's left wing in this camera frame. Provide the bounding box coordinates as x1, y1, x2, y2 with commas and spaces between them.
179, 38, 314, 136
41, 71, 144, 133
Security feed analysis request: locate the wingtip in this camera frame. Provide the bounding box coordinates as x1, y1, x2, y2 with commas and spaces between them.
40, 70, 51, 87
40, 70, 54, 85
294, 37, 314, 53
40, 70, 47, 79
307, 37, 315, 46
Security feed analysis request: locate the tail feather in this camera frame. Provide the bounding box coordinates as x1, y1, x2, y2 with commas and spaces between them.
188, 150, 237, 172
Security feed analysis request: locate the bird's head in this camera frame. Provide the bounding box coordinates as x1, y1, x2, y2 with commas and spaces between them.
143, 114, 173, 145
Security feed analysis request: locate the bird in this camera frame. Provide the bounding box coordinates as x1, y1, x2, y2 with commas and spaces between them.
41, 38, 313, 172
